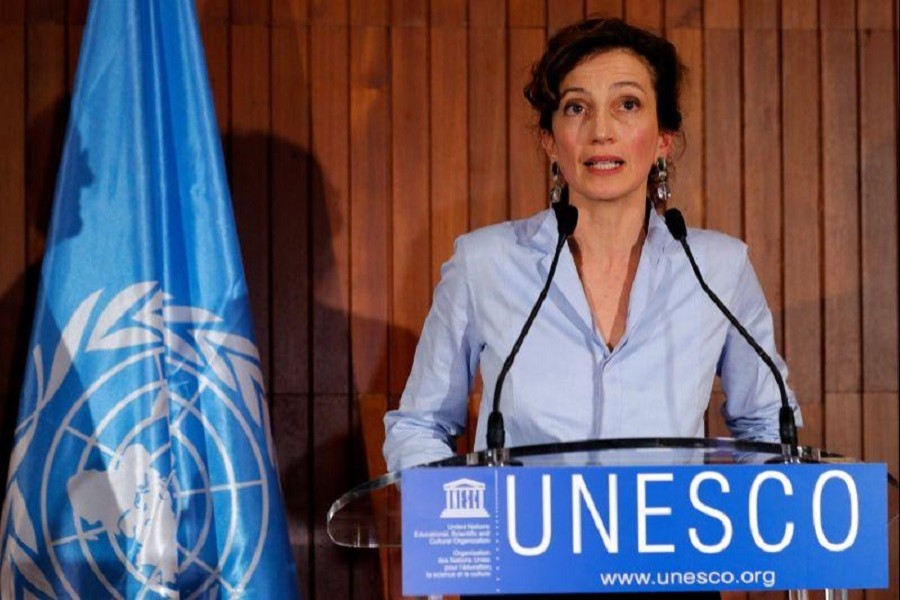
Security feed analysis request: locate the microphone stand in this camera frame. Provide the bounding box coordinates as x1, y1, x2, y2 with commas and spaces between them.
664, 208, 800, 463
484, 196, 578, 465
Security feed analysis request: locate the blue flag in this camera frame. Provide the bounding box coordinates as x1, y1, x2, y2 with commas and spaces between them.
0, 1, 298, 597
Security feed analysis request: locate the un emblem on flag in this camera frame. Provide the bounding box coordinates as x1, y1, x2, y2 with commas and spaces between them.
2, 282, 277, 598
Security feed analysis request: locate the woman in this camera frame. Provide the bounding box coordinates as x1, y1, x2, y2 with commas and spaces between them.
384, 18, 801, 474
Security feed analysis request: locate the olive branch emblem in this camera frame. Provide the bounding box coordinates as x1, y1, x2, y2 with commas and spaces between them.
0, 281, 273, 597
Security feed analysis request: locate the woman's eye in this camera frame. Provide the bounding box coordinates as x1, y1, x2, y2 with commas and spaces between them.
563, 102, 585, 116
621, 98, 640, 111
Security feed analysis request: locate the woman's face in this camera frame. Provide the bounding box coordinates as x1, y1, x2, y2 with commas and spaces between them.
541, 49, 672, 209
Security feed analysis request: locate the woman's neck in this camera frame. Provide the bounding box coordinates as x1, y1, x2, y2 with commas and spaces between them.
567, 195, 648, 261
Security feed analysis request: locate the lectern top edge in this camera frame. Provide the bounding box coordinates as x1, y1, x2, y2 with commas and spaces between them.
326, 437, 900, 550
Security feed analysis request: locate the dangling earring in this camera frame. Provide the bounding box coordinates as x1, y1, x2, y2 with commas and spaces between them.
550, 162, 563, 204
654, 157, 671, 203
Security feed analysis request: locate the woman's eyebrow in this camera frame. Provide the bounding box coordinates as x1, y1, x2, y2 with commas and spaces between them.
560, 81, 647, 96
610, 80, 646, 92
559, 86, 589, 96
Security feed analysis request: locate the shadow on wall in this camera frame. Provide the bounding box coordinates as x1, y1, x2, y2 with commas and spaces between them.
227, 131, 418, 599
0, 96, 78, 493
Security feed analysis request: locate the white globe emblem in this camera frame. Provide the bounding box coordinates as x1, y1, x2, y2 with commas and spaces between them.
13, 282, 273, 599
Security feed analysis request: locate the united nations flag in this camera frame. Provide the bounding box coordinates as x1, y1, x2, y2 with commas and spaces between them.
0, 1, 298, 597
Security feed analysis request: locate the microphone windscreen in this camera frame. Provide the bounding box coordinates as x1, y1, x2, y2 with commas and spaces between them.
553, 202, 578, 236
664, 208, 688, 241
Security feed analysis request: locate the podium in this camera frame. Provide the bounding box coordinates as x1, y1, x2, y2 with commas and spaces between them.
328, 438, 899, 597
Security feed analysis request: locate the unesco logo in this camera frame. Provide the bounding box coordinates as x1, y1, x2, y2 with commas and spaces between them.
440, 479, 490, 519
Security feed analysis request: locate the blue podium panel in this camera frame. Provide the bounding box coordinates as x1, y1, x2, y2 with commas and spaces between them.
402, 464, 887, 595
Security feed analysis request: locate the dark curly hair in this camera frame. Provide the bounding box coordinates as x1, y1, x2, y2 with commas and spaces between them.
524, 18, 685, 135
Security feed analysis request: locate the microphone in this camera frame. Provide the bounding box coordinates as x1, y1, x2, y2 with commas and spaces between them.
486, 193, 578, 455
663, 208, 799, 460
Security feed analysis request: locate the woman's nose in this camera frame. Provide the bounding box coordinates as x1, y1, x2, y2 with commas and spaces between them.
590, 111, 614, 143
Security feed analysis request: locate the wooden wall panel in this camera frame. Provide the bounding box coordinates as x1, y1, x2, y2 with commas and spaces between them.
781, 0, 823, 432
310, 4, 353, 599
348, 13, 391, 589
0, 24, 25, 401
67, 0, 88, 23
825, 392, 864, 459
703, 0, 742, 238
233, 0, 269, 24
0, 13, 26, 494
349, 19, 390, 395
272, 23, 311, 396
822, 0, 862, 397
310, 19, 350, 395
350, 0, 387, 26
665, 0, 703, 226
859, 5, 899, 394
548, 0, 584, 33
742, 0, 784, 352
27, 0, 65, 21
508, 22, 546, 219
430, 0, 469, 279
196, 0, 228, 21
25, 23, 66, 266
469, 0, 509, 229
587, 0, 624, 18
65, 14, 83, 92
626, 0, 663, 33
858, 9, 899, 597
0, 0, 24, 23
311, 392, 352, 600
0, 1, 897, 598
390, 4, 430, 398
509, 0, 544, 27
271, 22, 312, 596
272, 393, 311, 599
272, 0, 308, 25
200, 24, 231, 152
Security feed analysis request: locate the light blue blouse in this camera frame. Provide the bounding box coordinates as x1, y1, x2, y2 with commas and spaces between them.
384, 208, 801, 472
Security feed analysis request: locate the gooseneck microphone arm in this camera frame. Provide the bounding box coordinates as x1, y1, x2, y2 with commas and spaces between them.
486, 196, 579, 452
663, 208, 799, 459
